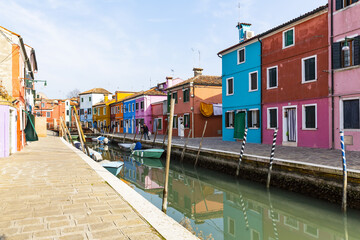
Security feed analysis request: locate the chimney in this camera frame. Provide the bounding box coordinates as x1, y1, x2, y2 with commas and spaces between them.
193, 67, 203, 77
236, 23, 252, 43
166, 76, 173, 88
104, 95, 108, 102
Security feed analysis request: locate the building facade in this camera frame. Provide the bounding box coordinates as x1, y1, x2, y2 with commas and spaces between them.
330, 0, 360, 150
109, 91, 135, 133
219, 23, 262, 143
151, 100, 168, 135
261, 6, 330, 148
122, 98, 136, 134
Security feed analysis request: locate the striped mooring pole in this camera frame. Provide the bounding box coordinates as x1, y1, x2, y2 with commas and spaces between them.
236, 128, 248, 176
266, 128, 278, 188
340, 131, 348, 212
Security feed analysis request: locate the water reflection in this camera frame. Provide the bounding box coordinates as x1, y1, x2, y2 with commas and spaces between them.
89, 143, 360, 240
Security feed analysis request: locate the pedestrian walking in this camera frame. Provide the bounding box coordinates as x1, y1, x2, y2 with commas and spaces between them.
143, 123, 150, 140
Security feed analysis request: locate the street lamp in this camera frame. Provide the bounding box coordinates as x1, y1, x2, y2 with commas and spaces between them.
342, 37, 350, 67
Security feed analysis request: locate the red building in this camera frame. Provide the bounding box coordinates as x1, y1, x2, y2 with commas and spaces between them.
34, 98, 65, 130
151, 100, 167, 135
261, 5, 330, 148
166, 68, 222, 138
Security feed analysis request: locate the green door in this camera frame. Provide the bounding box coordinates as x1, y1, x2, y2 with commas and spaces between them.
234, 112, 246, 140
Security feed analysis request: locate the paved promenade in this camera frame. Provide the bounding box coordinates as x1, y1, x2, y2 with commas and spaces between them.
108, 133, 360, 171
0, 135, 163, 240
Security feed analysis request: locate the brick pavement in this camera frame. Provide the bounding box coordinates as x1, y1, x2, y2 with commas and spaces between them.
108, 133, 360, 170
0, 135, 163, 240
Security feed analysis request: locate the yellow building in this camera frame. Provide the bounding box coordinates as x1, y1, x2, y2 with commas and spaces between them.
92, 96, 115, 132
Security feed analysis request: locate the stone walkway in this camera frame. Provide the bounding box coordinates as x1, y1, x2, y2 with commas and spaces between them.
107, 133, 360, 170
0, 135, 163, 240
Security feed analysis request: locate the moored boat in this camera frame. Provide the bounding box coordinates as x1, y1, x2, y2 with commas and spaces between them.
101, 161, 124, 176
131, 149, 165, 159
118, 143, 133, 151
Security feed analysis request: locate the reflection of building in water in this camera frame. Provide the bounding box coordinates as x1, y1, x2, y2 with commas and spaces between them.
166, 171, 223, 223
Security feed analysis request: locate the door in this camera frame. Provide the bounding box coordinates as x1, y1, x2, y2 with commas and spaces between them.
234, 111, 246, 140
178, 117, 183, 136
285, 108, 297, 142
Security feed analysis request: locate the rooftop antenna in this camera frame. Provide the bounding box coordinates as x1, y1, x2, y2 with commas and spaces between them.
238, 2, 241, 21
150, 77, 152, 88
198, 50, 201, 67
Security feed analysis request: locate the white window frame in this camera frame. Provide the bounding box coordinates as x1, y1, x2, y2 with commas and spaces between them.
237, 47, 245, 64
284, 216, 299, 230
227, 217, 235, 237
250, 229, 260, 240
267, 210, 280, 222
340, 97, 360, 131
301, 55, 317, 83
304, 224, 319, 238
103, 107, 106, 115
183, 113, 190, 129
249, 71, 258, 92
282, 27, 295, 49
267, 107, 278, 129
302, 104, 317, 130
132, 103, 134, 112
225, 111, 235, 129
140, 101, 144, 110
267, 66, 278, 89
226, 77, 234, 96
46, 112, 51, 118
173, 115, 178, 129
156, 118, 162, 130
41, 103, 45, 108
248, 108, 259, 129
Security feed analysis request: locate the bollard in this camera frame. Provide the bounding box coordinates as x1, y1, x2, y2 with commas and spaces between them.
340, 131, 348, 212
236, 128, 248, 176
266, 128, 278, 188
194, 121, 207, 167
180, 129, 192, 162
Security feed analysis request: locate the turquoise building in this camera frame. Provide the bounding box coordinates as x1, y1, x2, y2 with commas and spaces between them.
218, 23, 262, 143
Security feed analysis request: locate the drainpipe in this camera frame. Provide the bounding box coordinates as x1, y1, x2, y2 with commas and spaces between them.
331, 0, 335, 149
258, 36, 263, 144
191, 82, 195, 138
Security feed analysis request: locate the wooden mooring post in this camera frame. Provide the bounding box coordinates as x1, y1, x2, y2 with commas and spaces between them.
180, 129, 192, 162
162, 99, 175, 213
340, 131, 348, 212
59, 117, 69, 143
162, 126, 168, 148
194, 121, 207, 167
152, 127, 158, 147
133, 127, 138, 142
73, 106, 90, 156
236, 128, 248, 176
122, 131, 127, 143
266, 128, 278, 188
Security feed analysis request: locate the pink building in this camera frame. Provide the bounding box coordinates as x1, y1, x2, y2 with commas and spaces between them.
330, 0, 360, 150
151, 101, 167, 135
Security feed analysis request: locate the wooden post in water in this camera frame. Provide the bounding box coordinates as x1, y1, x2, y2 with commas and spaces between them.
152, 127, 158, 147
236, 128, 248, 176
340, 131, 348, 212
162, 98, 175, 214
266, 128, 278, 188
180, 129, 192, 162
60, 118, 69, 142
162, 126, 168, 148
194, 121, 207, 167
61, 116, 73, 145
73, 106, 90, 156
133, 127, 137, 142
123, 130, 127, 143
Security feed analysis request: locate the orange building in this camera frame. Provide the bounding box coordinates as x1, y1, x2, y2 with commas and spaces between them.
34, 98, 65, 130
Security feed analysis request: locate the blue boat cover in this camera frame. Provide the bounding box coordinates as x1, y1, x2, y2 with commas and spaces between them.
134, 142, 142, 150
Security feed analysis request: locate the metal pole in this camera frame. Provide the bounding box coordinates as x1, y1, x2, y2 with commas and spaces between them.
267, 128, 278, 188
162, 99, 175, 213
340, 131, 348, 212
236, 128, 248, 176
194, 120, 207, 167
180, 129, 192, 162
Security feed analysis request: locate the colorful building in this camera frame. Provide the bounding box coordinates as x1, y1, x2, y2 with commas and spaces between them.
92, 97, 115, 132
79, 88, 112, 128
166, 68, 222, 138
330, 0, 360, 151
34, 98, 65, 130
122, 98, 136, 134
218, 23, 262, 143
261, 5, 330, 148
109, 91, 135, 133
151, 100, 168, 135
0, 26, 38, 156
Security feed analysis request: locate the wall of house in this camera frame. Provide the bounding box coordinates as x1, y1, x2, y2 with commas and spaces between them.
0, 35, 13, 95
79, 93, 104, 123
35, 116, 47, 137
151, 103, 166, 135
123, 99, 136, 133
0, 105, 10, 158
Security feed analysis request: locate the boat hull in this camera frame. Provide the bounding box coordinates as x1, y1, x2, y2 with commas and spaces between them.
131, 149, 164, 159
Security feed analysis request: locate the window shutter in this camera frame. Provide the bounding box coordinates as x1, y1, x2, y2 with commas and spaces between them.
354, 36, 360, 66
332, 42, 342, 69
287, 30, 293, 46
336, 0, 343, 10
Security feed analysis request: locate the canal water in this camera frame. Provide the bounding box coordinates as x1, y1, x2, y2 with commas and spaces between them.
89, 143, 360, 240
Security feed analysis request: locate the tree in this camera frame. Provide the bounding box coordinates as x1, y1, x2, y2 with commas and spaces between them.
67, 89, 81, 99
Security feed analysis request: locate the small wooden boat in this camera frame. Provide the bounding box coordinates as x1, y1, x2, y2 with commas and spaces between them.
118, 143, 133, 151
131, 149, 165, 159
101, 161, 124, 176
92, 136, 109, 144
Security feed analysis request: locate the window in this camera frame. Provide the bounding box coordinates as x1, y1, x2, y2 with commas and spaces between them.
183, 89, 190, 102
80, 109, 84, 115
249, 71, 258, 91
136, 102, 139, 111
132, 103, 134, 112
103, 107, 106, 115
66, 110, 69, 116
41, 103, 45, 108
343, 99, 360, 129
251, 229, 260, 240
228, 217, 235, 236
267, 66, 278, 89
268, 108, 278, 129
283, 28, 294, 48
172, 92, 178, 104
120, 120, 123, 128
237, 48, 245, 64
93, 108, 97, 114
225, 111, 235, 128
173, 116, 178, 129
89, 97, 91, 101
140, 101, 144, 110
156, 118, 162, 130
336, 0, 359, 10
303, 104, 317, 129
333, 37, 360, 69
124, 104, 127, 113
81, 98, 83, 102
302, 55, 317, 83
46, 112, 51, 118
304, 224, 319, 238
184, 114, 190, 128
97, 107, 100, 116
247, 109, 260, 128
104, 120, 106, 127
66, 102, 69, 106
226, 77, 234, 95
284, 216, 299, 230
88, 108, 91, 115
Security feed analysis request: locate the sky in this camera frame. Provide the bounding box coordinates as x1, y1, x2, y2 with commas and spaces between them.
0, 0, 327, 99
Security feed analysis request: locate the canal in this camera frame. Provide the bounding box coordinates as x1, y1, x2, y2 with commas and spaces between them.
89, 143, 360, 240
